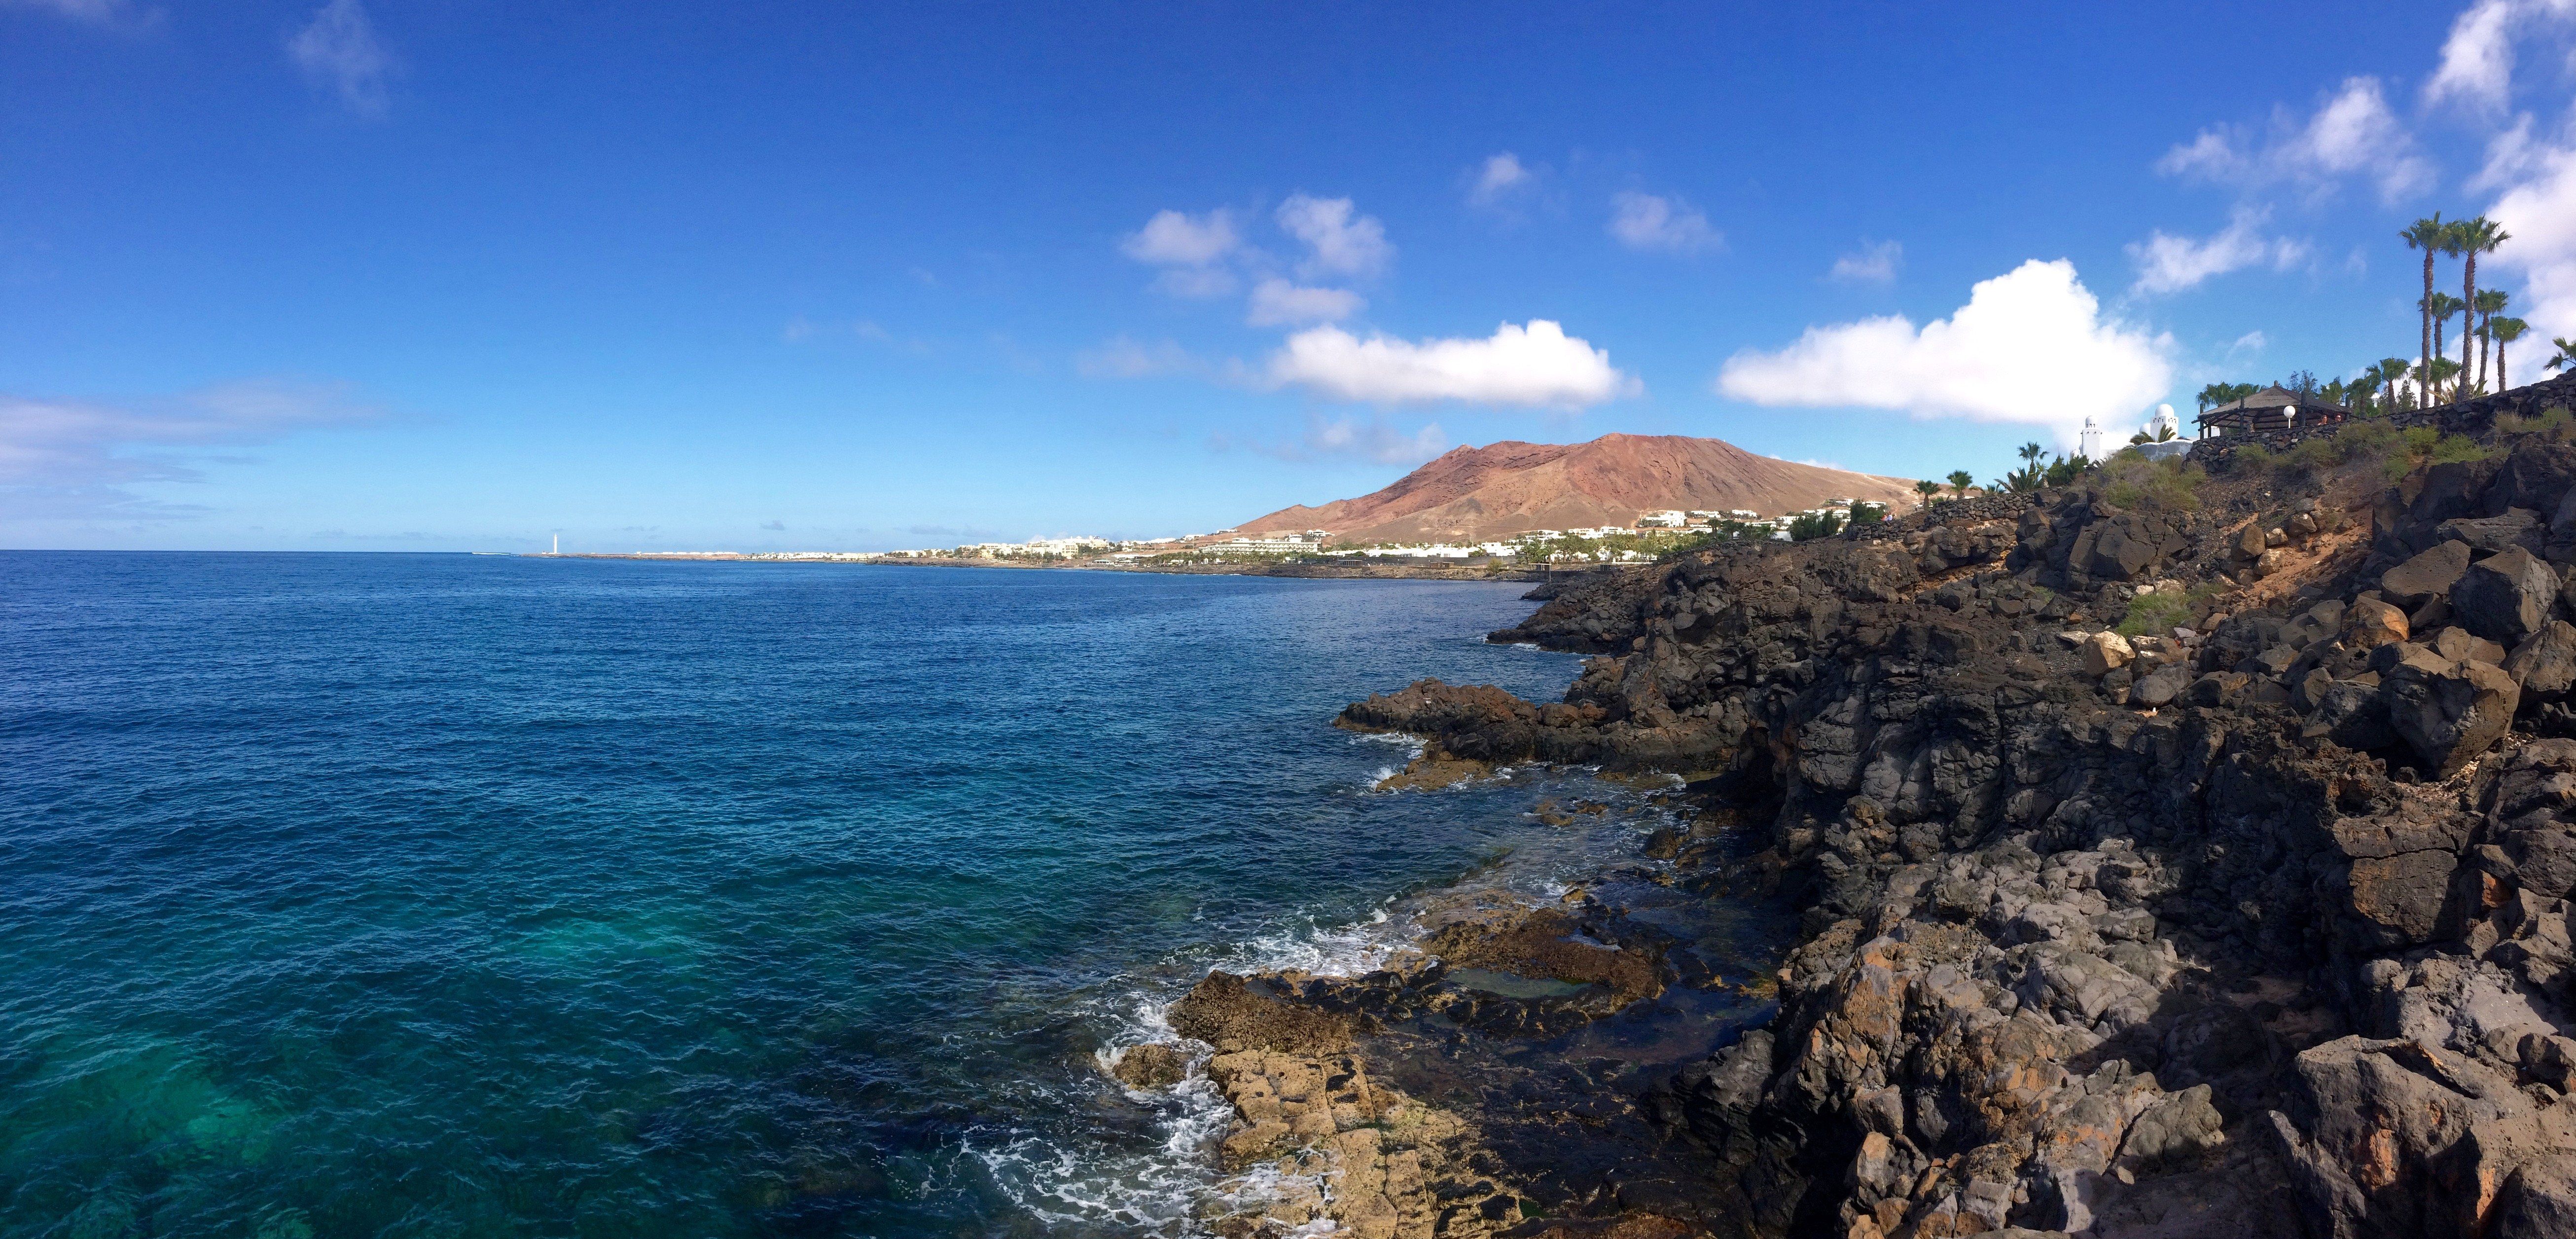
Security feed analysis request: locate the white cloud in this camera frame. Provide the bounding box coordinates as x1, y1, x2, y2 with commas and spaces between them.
1076, 336, 1200, 379
2428, 0, 2520, 112
1276, 195, 1393, 278
1829, 240, 1902, 284
2158, 77, 2432, 203
2126, 207, 2309, 295
2487, 131, 2576, 340
1268, 320, 1637, 408
1714, 259, 2174, 448
1246, 279, 1362, 327
0, 381, 378, 518
1121, 208, 1240, 266
1468, 153, 1534, 207
1607, 191, 1720, 254
2473, 111, 2544, 190
2228, 330, 2269, 357
288, 0, 393, 117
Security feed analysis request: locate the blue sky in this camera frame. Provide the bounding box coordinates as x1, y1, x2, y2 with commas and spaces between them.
8, 0, 2576, 551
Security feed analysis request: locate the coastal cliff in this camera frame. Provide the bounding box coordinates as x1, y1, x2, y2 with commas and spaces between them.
1152, 381, 2576, 1239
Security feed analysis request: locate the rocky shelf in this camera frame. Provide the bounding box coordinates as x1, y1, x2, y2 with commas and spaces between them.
1115, 376, 2576, 1239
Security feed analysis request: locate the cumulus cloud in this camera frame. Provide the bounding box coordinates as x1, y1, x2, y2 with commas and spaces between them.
1121, 208, 1240, 266
2126, 207, 2309, 295
2428, 0, 2522, 111
1276, 195, 1393, 278
1267, 320, 1636, 409
1247, 278, 1363, 327
2157, 76, 2432, 203
1829, 240, 1902, 284
288, 0, 393, 117
1467, 153, 1534, 208
0, 381, 378, 519
1714, 259, 2174, 448
2487, 131, 2576, 339
1607, 191, 1720, 254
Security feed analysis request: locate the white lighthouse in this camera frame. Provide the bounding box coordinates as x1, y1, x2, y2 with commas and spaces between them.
2077, 416, 2104, 462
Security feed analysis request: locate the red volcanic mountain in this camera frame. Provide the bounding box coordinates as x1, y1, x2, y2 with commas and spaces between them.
1233, 433, 1921, 544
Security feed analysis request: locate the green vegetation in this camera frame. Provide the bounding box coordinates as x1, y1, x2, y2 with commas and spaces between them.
1945, 470, 1973, 499
1787, 510, 1845, 541
2099, 452, 2203, 511
1848, 501, 1886, 526
2494, 406, 2576, 439
2117, 583, 2219, 639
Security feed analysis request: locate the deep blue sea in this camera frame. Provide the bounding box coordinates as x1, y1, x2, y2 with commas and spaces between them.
0, 553, 1690, 1239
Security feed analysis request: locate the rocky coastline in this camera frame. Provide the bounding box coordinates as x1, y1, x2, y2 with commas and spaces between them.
1114, 379, 2576, 1239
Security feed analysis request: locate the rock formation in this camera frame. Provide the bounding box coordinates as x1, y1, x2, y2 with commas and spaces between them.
1299, 412, 2576, 1237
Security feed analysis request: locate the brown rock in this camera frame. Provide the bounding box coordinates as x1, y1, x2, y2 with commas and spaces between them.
2081, 631, 2134, 677
1110, 1043, 1188, 1089
1170, 973, 1354, 1055
2381, 540, 2473, 609
2345, 596, 2410, 651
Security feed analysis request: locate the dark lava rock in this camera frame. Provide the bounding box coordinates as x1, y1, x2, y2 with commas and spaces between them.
2451, 545, 2560, 645
2382, 642, 2522, 777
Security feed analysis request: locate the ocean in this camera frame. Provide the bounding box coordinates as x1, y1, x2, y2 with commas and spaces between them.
0, 553, 1709, 1238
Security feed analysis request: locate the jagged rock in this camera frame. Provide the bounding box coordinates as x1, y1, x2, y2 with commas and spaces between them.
1171, 973, 1354, 1055
2506, 620, 2576, 700
2383, 643, 2521, 777
2234, 522, 2269, 560
2451, 546, 2560, 645
2081, 631, 2134, 677
2310, 681, 2399, 751
2430, 626, 2508, 667
2345, 596, 2411, 651
2131, 665, 2193, 707
2437, 507, 2546, 555
2381, 541, 2473, 609
1111, 1043, 1188, 1088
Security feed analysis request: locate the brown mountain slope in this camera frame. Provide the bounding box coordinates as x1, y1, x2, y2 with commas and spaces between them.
1235, 433, 1923, 543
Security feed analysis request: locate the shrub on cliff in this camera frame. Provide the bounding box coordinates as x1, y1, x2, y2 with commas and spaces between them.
2382, 426, 2496, 480
2101, 453, 2203, 511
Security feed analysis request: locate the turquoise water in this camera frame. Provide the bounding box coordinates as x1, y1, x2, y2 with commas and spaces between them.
0, 553, 1654, 1238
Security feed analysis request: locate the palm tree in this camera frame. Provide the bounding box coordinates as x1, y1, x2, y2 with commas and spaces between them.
2458, 217, 2508, 392
2402, 214, 2449, 408
1945, 470, 1973, 499
2428, 292, 2468, 400
1914, 478, 1940, 507
2492, 318, 2527, 391
2548, 337, 2576, 374
2376, 357, 2410, 412
2473, 288, 2510, 392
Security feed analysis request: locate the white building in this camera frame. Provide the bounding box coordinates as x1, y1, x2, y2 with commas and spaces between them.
2146, 404, 2180, 440
1636, 510, 1688, 528
2077, 416, 2104, 461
